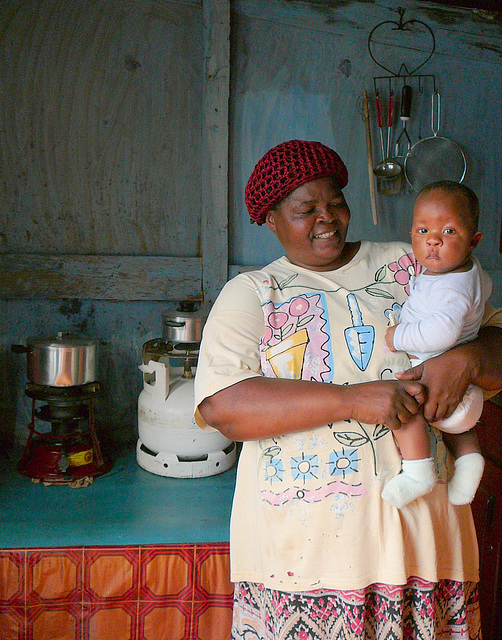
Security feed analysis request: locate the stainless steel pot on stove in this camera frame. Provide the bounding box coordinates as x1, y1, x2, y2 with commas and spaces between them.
12, 332, 98, 387
162, 306, 207, 345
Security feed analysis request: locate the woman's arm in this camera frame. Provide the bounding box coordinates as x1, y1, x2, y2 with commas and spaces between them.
396, 325, 502, 422
198, 377, 426, 442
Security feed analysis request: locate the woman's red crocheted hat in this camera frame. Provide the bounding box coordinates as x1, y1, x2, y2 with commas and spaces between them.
245, 139, 348, 225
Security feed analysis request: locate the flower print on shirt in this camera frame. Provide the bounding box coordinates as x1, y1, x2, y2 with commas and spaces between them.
260, 293, 333, 382
265, 457, 285, 484
330, 421, 389, 477
384, 303, 403, 326
259, 442, 366, 505
329, 448, 360, 480
388, 252, 421, 296
291, 453, 319, 484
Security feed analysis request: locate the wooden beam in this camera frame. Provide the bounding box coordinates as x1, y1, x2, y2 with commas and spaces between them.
201, 0, 230, 305
0, 254, 202, 301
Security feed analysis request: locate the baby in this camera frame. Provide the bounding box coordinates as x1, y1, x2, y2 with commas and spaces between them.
383, 180, 491, 509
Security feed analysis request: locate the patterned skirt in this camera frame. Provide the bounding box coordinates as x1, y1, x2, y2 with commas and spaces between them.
231, 577, 482, 640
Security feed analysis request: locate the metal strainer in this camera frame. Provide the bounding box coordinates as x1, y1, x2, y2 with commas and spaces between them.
404, 91, 466, 192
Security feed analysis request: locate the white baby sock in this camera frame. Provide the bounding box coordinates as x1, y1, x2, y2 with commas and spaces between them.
382, 457, 436, 509
447, 452, 485, 505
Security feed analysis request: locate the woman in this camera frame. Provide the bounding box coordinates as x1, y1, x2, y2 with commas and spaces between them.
194, 140, 502, 639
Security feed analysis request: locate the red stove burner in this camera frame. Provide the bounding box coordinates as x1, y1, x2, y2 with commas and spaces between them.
18, 382, 112, 485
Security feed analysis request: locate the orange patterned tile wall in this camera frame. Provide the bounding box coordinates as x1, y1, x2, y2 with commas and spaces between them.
0, 543, 233, 640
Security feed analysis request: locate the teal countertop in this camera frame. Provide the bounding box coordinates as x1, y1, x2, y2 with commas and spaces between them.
0, 445, 236, 548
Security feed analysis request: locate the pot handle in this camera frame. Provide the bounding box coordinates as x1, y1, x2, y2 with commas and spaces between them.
11, 344, 29, 354
164, 319, 186, 328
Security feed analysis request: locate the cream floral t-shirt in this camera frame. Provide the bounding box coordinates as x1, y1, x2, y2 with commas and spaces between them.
195, 241, 487, 591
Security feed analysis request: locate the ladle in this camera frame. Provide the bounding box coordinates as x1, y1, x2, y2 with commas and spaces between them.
373, 90, 402, 179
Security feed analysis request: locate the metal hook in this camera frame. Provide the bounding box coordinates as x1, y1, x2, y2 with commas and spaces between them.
396, 7, 406, 28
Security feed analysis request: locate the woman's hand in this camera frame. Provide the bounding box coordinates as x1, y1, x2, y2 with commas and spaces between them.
395, 356, 467, 422
342, 380, 425, 431
395, 326, 502, 422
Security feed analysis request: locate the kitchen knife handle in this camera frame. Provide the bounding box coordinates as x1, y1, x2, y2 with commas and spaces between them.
388, 91, 394, 128
400, 84, 412, 121
375, 91, 384, 128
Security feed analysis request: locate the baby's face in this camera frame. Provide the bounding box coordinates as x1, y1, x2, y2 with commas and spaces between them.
411, 189, 482, 275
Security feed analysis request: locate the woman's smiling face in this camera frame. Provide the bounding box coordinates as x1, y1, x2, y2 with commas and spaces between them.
265, 176, 355, 272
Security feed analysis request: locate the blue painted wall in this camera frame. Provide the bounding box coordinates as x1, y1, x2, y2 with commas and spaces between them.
230, 0, 502, 291
1, 0, 502, 453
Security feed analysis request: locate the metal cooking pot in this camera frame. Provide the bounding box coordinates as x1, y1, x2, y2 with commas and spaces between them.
12, 332, 98, 387
162, 308, 207, 344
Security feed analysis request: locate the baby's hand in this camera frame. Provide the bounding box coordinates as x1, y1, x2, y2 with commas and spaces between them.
385, 325, 398, 352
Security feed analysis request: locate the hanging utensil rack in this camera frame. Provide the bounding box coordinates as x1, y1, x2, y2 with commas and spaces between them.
368, 7, 437, 91
366, 8, 438, 196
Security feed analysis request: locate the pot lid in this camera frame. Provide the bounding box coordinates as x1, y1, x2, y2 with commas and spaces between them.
27, 332, 97, 348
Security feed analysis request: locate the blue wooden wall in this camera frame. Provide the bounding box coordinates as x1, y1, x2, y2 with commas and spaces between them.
1, 0, 501, 451
230, 0, 502, 278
